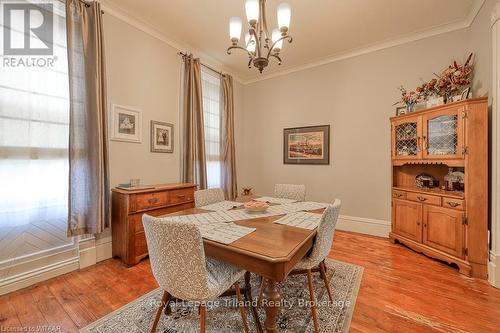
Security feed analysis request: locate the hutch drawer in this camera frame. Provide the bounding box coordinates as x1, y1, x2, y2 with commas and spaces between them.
406, 192, 441, 206
442, 198, 465, 211
392, 190, 406, 199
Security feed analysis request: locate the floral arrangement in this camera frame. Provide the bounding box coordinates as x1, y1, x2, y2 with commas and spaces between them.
396, 53, 474, 110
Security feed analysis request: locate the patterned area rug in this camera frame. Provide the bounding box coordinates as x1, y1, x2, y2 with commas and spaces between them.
80, 259, 363, 333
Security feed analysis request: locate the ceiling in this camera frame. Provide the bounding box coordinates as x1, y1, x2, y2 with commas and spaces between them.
102, 0, 483, 83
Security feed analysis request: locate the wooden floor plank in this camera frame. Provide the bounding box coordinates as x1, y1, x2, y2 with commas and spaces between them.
30, 284, 80, 333
45, 276, 97, 328
0, 231, 499, 333
8, 288, 49, 329
0, 294, 22, 329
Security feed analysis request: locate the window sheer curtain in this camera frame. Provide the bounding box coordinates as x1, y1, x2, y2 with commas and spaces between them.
201, 68, 222, 189
66, 0, 109, 236
0, 2, 70, 234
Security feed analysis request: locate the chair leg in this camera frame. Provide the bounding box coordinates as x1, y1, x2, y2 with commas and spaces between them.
257, 276, 265, 305
319, 261, 333, 302
199, 303, 206, 333
151, 290, 170, 333
235, 282, 249, 333
307, 269, 319, 333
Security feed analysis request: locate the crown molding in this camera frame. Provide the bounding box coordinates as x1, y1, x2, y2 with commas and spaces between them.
100, 0, 244, 84
492, 0, 500, 26
100, 0, 485, 86
243, 0, 486, 85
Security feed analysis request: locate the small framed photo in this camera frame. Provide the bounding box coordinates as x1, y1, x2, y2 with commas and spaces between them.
396, 106, 406, 116
460, 87, 471, 101
111, 104, 142, 143
150, 121, 174, 153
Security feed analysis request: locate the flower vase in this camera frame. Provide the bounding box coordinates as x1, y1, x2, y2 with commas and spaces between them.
406, 103, 415, 113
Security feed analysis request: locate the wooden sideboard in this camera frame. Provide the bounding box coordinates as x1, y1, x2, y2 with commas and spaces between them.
389, 97, 488, 278
111, 183, 197, 266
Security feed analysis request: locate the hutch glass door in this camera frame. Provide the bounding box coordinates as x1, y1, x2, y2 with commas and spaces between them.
423, 109, 464, 159
392, 117, 422, 160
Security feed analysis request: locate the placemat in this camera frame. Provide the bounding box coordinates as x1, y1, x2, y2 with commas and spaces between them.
198, 223, 256, 244
254, 196, 298, 204
273, 211, 322, 230
200, 201, 244, 211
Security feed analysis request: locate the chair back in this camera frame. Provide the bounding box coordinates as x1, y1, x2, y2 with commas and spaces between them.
274, 184, 306, 201
142, 214, 209, 300
308, 199, 341, 265
194, 188, 225, 207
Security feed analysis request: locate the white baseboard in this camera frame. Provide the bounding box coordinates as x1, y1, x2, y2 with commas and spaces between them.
78, 235, 113, 268
337, 215, 391, 238
0, 235, 114, 296
489, 251, 500, 288
0, 257, 79, 295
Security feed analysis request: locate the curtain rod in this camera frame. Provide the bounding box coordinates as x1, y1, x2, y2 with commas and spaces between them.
178, 52, 224, 76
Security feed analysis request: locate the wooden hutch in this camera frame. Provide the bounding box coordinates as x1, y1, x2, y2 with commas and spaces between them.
389, 97, 488, 278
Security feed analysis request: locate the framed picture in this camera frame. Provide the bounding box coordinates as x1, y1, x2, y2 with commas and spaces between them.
111, 104, 142, 143
460, 87, 471, 101
150, 121, 174, 153
396, 106, 406, 116
283, 125, 330, 165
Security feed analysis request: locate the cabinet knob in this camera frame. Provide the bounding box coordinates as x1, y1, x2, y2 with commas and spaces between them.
148, 198, 158, 204
447, 202, 459, 208
417, 196, 427, 202
423, 223, 427, 228
417, 221, 421, 226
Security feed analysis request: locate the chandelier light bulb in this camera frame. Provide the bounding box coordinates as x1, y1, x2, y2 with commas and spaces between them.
229, 17, 242, 43
245, 0, 259, 26
272, 28, 283, 51
277, 2, 291, 33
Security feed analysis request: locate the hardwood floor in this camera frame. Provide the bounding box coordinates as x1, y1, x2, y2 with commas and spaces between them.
0, 231, 499, 333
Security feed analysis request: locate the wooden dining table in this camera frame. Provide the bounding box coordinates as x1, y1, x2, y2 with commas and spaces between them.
162, 195, 322, 333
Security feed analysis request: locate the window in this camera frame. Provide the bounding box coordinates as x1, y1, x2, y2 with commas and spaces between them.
201, 67, 222, 188
0, 2, 71, 258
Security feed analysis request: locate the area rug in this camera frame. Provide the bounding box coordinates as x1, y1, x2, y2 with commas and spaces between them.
80, 258, 363, 333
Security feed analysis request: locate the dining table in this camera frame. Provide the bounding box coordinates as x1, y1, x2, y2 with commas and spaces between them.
162, 195, 323, 333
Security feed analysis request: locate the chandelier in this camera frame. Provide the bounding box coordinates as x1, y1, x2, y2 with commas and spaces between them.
227, 0, 293, 73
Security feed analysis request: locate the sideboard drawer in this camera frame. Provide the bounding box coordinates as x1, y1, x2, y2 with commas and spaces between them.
169, 188, 194, 204
135, 191, 169, 211
392, 190, 406, 199
442, 198, 465, 211
407, 192, 441, 206
132, 202, 196, 234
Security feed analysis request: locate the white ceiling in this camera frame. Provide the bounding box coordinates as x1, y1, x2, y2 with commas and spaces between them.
102, 0, 484, 83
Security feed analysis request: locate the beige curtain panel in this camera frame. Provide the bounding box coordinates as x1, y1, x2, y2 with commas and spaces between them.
221, 75, 238, 199
181, 56, 207, 189
66, 0, 110, 236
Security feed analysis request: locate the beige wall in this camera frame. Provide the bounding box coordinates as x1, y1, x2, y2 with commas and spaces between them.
104, 14, 182, 187
238, 3, 493, 222
104, 14, 244, 188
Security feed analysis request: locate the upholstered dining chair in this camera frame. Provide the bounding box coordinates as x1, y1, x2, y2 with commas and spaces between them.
194, 188, 225, 207
142, 214, 249, 333
258, 199, 341, 333
274, 183, 306, 201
